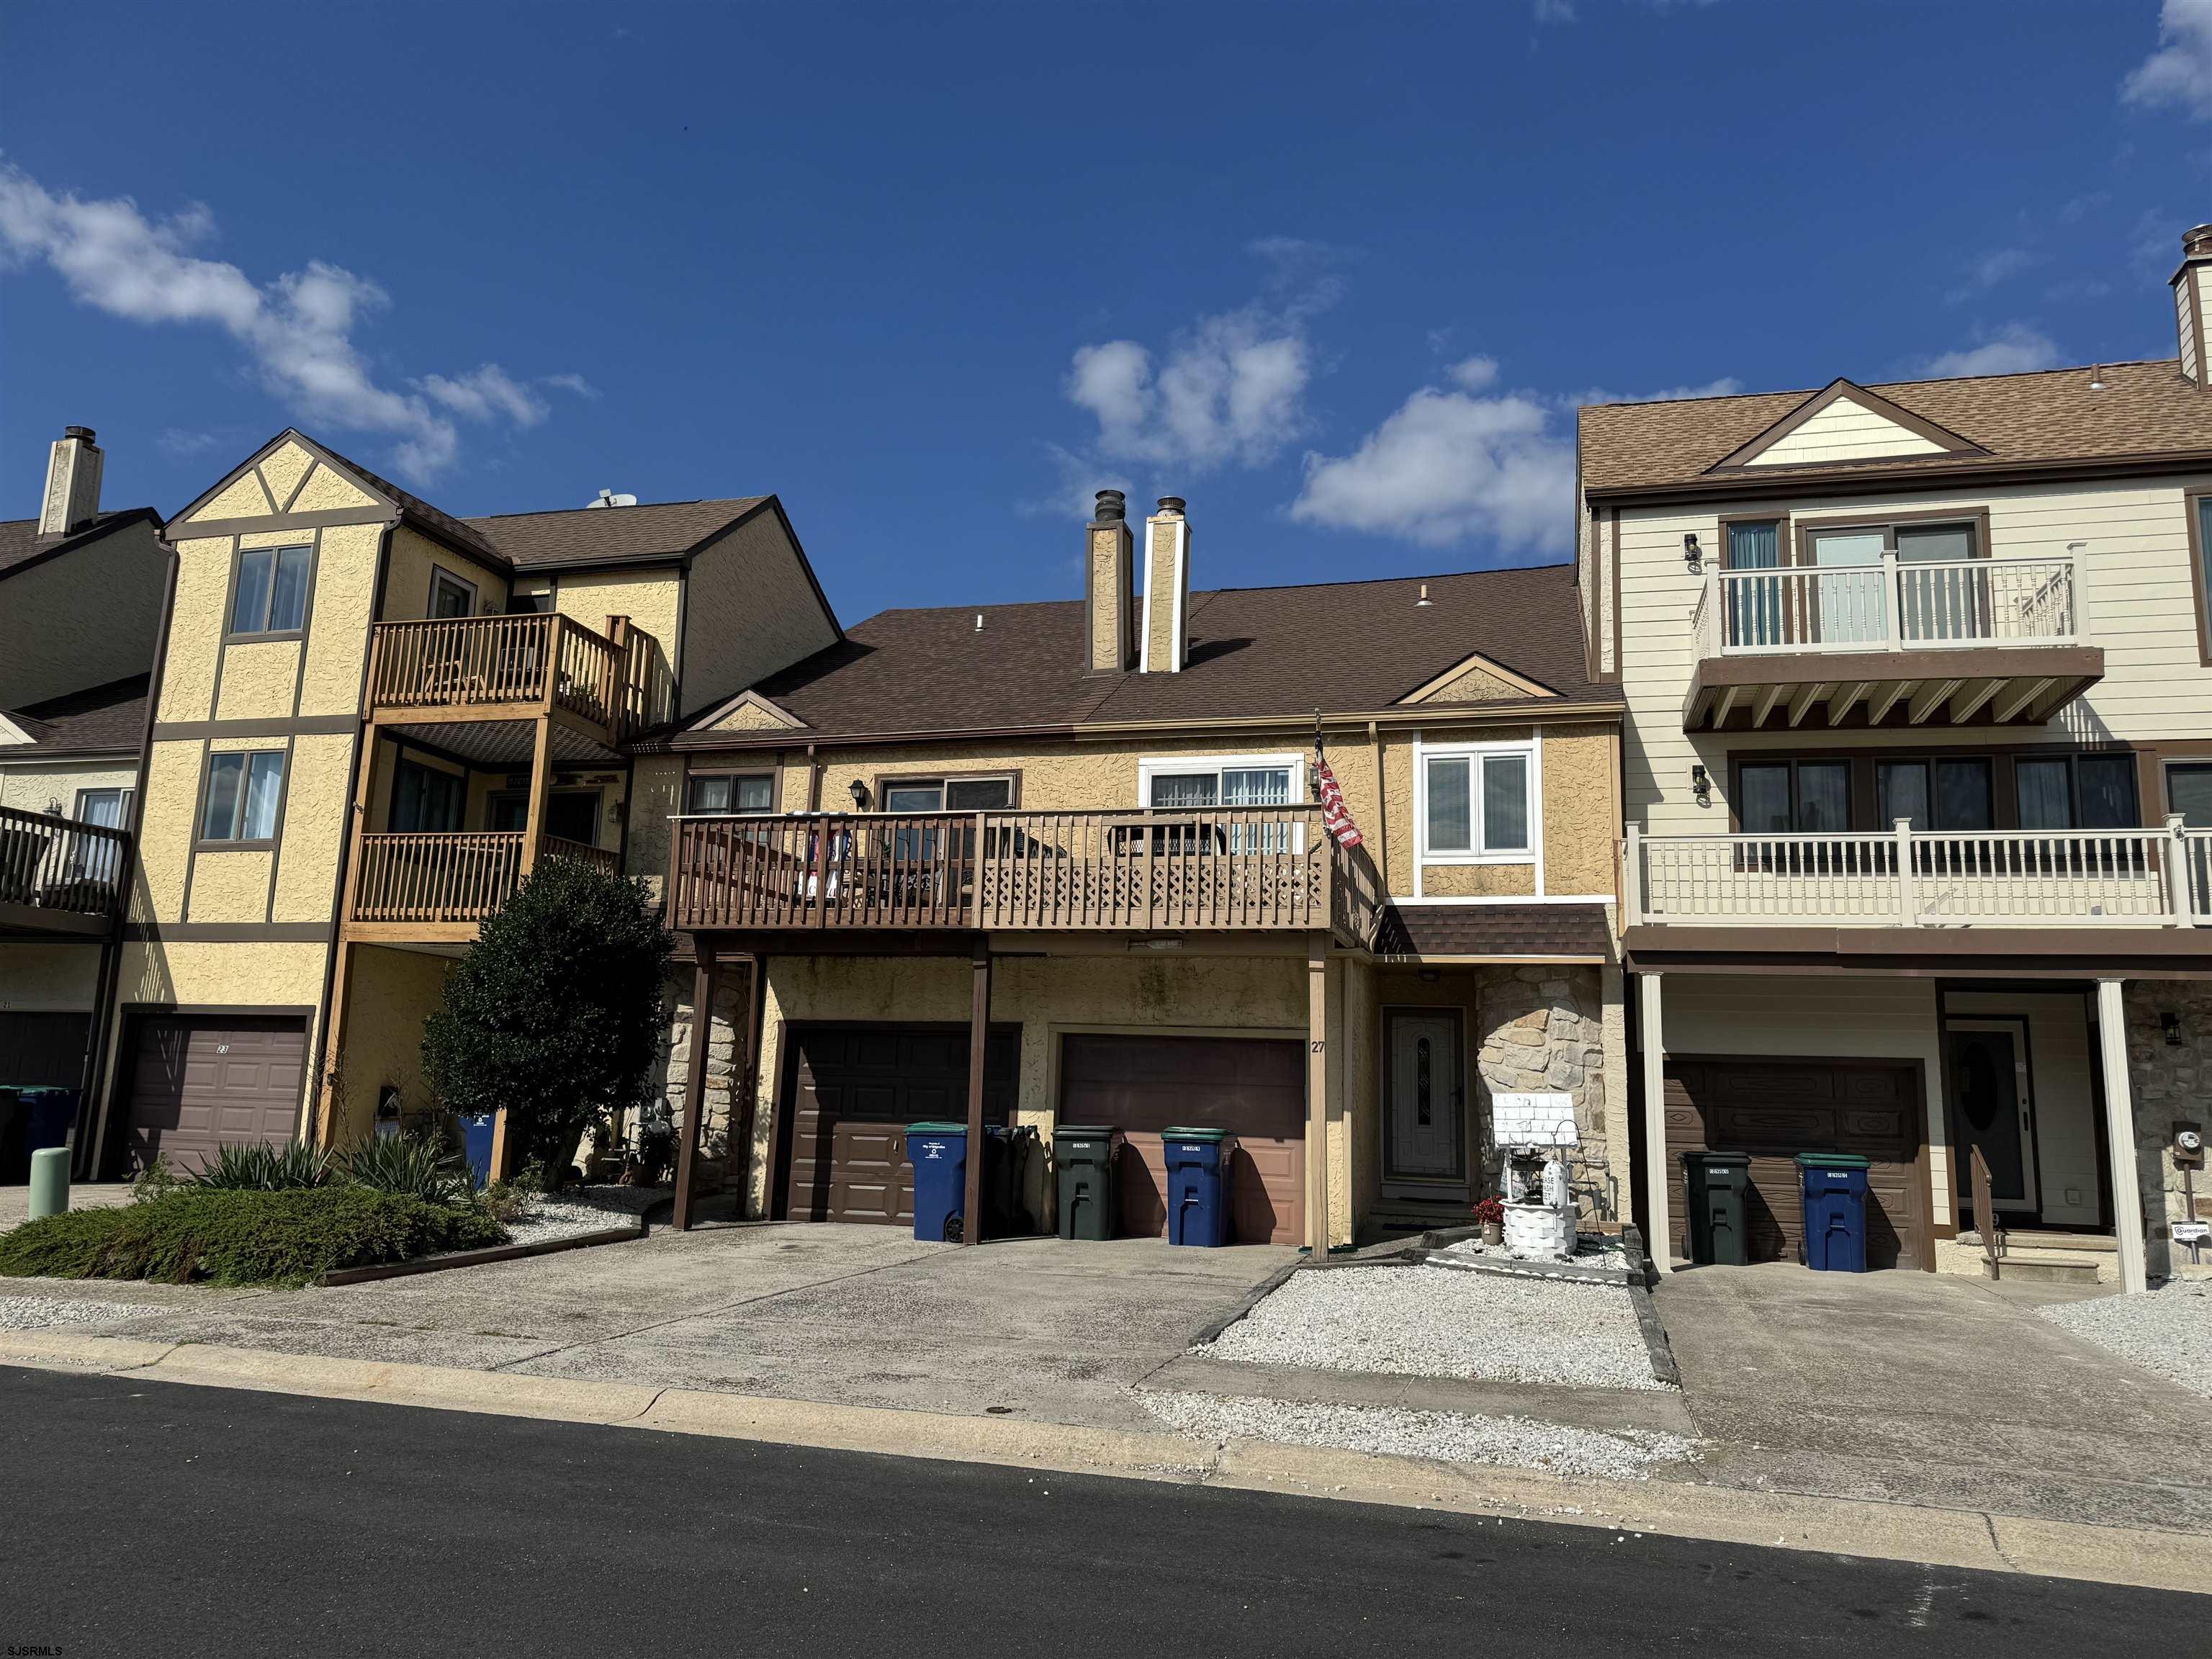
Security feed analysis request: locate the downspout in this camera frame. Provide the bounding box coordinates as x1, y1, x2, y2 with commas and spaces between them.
82, 537, 181, 1180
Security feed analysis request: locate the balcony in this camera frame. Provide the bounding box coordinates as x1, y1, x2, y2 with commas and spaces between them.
668, 808, 1384, 945
363, 614, 665, 761
1683, 553, 2103, 732
0, 806, 130, 937
346, 831, 620, 942
1624, 822, 2211, 932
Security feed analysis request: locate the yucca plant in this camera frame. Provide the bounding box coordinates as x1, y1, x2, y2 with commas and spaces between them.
185, 1141, 338, 1192
343, 1133, 472, 1206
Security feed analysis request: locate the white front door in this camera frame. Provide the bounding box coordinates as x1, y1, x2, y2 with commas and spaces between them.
1384, 1010, 1465, 1188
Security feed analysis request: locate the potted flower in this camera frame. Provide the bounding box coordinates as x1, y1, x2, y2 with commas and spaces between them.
1473, 1196, 1505, 1248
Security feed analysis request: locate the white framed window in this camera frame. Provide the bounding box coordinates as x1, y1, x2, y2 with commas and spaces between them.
1416, 736, 1538, 863
1137, 752, 1303, 810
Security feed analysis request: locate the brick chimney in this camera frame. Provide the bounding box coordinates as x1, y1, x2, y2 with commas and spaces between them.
1084, 490, 1135, 674
1140, 496, 1190, 674
2175, 225, 2212, 387
38, 426, 102, 537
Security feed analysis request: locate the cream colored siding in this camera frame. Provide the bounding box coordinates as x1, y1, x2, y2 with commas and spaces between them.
0, 518, 164, 710
678, 511, 839, 719
1618, 477, 2212, 837
1656, 974, 1951, 1226
1743, 398, 1948, 467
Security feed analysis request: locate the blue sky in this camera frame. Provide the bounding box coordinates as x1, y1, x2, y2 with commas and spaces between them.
3, 1, 2209, 620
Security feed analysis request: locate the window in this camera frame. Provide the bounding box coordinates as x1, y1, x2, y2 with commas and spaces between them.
73, 787, 132, 830
2013, 754, 2139, 831
1140, 764, 1292, 810
1419, 743, 1535, 858
230, 545, 311, 635
2172, 763, 2212, 830
546, 791, 600, 845
199, 751, 284, 843
1876, 758, 1994, 831
390, 760, 465, 834
1723, 519, 1784, 649
882, 776, 1015, 813
507, 588, 554, 616
70, 787, 132, 881
686, 773, 775, 814
1738, 759, 1851, 834
430, 569, 477, 619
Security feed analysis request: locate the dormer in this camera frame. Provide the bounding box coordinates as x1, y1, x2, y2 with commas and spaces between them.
1708, 379, 1985, 472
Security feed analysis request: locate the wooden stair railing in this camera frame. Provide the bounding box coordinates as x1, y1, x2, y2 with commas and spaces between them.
1970, 1143, 2004, 1280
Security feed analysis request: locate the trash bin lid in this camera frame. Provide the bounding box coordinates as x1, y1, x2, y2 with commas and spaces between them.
907, 1120, 968, 1136
1793, 1151, 1870, 1169
1686, 1150, 1751, 1167
1053, 1123, 1119, 1138
1161, 1125, 1230, 1142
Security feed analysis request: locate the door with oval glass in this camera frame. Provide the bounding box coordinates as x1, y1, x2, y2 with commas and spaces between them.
1383, 1007, 1466, 1192
1947, 1016, 2040, 1223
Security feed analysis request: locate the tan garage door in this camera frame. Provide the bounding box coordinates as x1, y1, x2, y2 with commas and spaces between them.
777, 1024, 1017, 1226
121, 1015, 307, 1176
1663, 1057, 1929, 1270
1058, 1033, 1305, 1246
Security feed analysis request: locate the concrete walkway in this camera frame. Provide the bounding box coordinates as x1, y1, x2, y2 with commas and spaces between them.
1658, 1263, 2212, 1533
0, 1182, 132, 1230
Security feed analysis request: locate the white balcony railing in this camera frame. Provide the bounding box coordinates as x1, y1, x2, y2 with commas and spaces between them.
1693, 552, 2082, 658
1624, 818, 2207, 929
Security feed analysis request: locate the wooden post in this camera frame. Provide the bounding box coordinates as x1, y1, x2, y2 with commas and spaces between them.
673, 947, 716, 1231
2095, 978, 2149, 1294
1638, 972, 1672, 1274
1306, 932, 1330, 1256
2165, 813, 2191, 927
963, 938, 992, 1244
518, 715, 555, 874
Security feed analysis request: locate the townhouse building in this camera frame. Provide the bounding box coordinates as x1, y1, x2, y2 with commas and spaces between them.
648, 491, 1631, 1252
1, 428, 166, 1172
1579, 226, 2212, 1294
30, 428, 838, 1179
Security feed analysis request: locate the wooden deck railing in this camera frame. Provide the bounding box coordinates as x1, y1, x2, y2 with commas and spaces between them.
1624, 817, 2206, 928
0, 805, 130, 922
364, 614, 650, 734
668, 807, 1382, 940
1695, 552, 2082, 657
351, 831, 619, 926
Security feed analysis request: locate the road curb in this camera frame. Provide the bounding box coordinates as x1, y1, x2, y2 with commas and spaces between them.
315, 1219, 647, 1286
3, 1329, 2206, 1595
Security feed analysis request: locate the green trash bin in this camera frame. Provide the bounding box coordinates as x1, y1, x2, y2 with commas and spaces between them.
1053, 1125, 1121, 1240
1684, 1150, 1752, 1266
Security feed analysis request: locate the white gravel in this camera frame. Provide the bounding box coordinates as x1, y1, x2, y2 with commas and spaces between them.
1207, 1265, 1669, 1390
1143, 1390, 1699, 1480
0, 1295, 167, 1332
499, 1192, 647, 1249
2038, 1278, 2212, 1398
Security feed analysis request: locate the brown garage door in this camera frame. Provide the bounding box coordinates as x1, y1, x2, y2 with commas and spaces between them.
120, 1015, 307, 1176
777, 1024, 1018, 1226
1664, 1057, 1929, 1270
1058, 1033, 1305, 1246
0, 1011, 91, 1088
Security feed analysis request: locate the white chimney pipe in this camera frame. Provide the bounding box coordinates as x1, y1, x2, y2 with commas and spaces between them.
38, 426, 102, 537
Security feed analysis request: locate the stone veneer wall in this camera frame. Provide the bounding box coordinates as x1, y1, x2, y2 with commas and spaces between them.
1472, 963, 1617, 1223
2124, 979, 2212, 1281
660, 968, 754, 1192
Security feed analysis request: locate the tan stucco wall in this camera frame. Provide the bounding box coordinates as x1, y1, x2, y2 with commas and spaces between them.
272, 732, 357, 922
186, 848, 273, 922
0, 757, 138, 816
213, 639, 302, 722
299, 523, 382, 717
709, 699, 796, 732
680, 511, 840, 720
1539, 727, 1617, 897
0, 942, 106, 1007
1419, 862, 1537, 898
379, 526, 505, 622
626, 755, 684, 891
0, 518, 165, 711
554, 570, 680, 707
186, 470, 277, 522
289, 460, 379, 515
719, 950, 1356, 1241
156, 538, 233, 724
1405, 660, 1523, 703
329, 944, 452, 1146
258, 441, 315, 512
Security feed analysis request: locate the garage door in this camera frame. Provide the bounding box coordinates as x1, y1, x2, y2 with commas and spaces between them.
1058, 1034, 1305, 1246
0, 1011, 91, 1087
1664, 1058, 1929, 1270
778, 1024, 1018, 1225
120, 1015, 307, 1176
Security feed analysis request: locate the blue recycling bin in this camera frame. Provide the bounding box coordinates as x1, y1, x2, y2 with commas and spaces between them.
22, 1089, 77, 1159
1796, 1152, 1871, 1272
1162, 1127, 1236, 1247
907, 1122, 969, 1242
461, 1112, 498, 1190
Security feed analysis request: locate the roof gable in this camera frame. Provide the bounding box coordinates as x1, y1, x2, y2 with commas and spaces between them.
695, 688, 808, 733
174, 431, 389, 528
1712, 379, 1984, 472
1396, 649, 1558, 705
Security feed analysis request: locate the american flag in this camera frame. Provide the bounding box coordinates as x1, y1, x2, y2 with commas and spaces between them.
1313, 742, 1364, 848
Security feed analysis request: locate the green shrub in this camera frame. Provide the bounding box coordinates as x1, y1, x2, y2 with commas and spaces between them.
0, 1187, 505, 1287
185, 1141, 339, 1192
477, 1179, 534, 1225
131, 1153, 181, 1204
344, 1134, 471, 1205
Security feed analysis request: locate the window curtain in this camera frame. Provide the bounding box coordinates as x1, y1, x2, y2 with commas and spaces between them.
1149, 773, 1218, 809
1425, 757, 1471, 852
1725, 521, 1782, 647
1481, 755, 1529, 851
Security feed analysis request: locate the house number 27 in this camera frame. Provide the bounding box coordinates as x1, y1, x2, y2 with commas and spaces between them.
1310, 1040, 1326, 1053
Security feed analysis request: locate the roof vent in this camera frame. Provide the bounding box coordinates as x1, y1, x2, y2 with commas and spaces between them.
2088, 364, 2107, 391
1416, 583, 1434, 608
586, 489, 637, 509
974, 613, 984, 632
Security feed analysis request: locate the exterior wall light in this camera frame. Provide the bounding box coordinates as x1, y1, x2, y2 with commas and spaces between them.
848, 779, 870, 810
1691, 764, 1712, 808
2163, 1012, 2185, 1046
1683, 533, 1703, 572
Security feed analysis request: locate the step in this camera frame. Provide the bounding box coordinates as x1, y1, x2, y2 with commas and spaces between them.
1983, 1256, 2102, 1285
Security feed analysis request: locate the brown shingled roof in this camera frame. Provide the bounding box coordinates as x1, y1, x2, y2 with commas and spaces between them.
1373, 902, 1613, 961
738, 565, 1609, 740
1578, 359, 2212, 496
0, 510, 160, 579
466, 498, 770, 570
1, 674, 149, 754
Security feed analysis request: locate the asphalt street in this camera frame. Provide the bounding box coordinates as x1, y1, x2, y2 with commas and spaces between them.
1, 1365, 2195, 1656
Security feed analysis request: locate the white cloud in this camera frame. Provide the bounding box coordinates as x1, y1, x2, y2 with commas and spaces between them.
1447, 355, 1501, 391
0, 163, 582, 479
1568, 377, 1744, 407
1919, 324, 2062, 379
2123, 0, 2212, 120
1532, 0, 1576, 22
1946, 246, 2036, 302
1291, 385, 1573, 554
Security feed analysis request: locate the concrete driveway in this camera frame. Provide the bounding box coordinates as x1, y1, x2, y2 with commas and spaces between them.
17, 1223, 1294, 1432
1658, 1264, 2212, 1532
